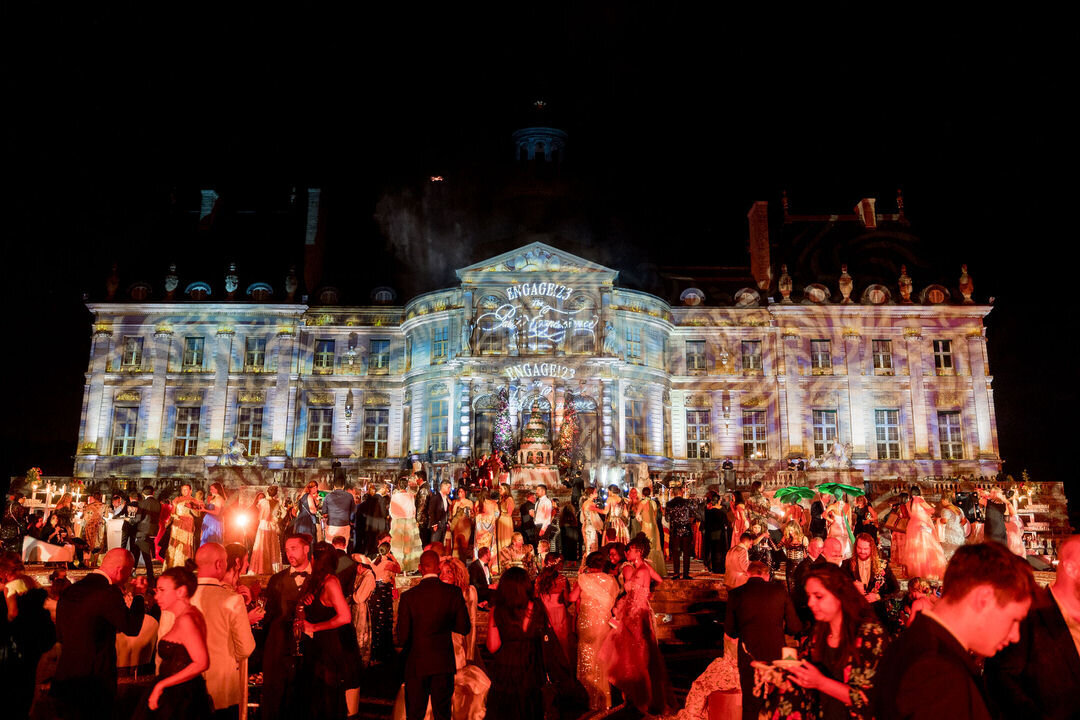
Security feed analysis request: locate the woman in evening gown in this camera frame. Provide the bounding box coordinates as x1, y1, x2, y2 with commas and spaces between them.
351, 558, 376, 668
449, 488, 475, 561
1004, 490, 1026, 556
293, 481, 321, 538
902, 487, 946, 579
579, 488, 605, 569
601, 534, 674, 715
493, 483, 515, 573
936, 496, 967, 559
165, 484, 197, 569
197, 483, 226, 546
473, 490, 499, 559
826, 498, 853, 560
605, 486, 630, 545
637, 488, 667, 577
535, 554, 574, 666
570, 551, 619, 711
137, 566, 211, 719
389, 479, 421, 574
370, 541, 401, 664
250, 485, 283, 574
486, 566, 548, 720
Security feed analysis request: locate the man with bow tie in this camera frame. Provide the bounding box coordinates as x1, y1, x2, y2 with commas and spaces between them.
261, 532, 314, 720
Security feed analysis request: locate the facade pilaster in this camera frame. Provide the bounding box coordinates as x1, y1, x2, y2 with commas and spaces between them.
144, 330, 172, 454
782, 332, 804, 457
206, 331, 233, 453
600, 378, 616, 459
410, 381, 427, 455
270, 333, 294, 455
648, 383, 664, 456
967, 335, 997, 459
82, 330, 112, 452
905, 333, 931, 458
456, 379, 472, 458
844, 334, 868, 459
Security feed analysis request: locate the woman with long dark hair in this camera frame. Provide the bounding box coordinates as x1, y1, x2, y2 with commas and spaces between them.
369, 539, 400, 664
760, 563, 888, 719
486, 566, 548, 720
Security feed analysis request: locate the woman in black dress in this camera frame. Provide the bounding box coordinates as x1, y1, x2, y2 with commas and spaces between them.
369, 540, 401, 664
486, 566, 548, 720
139, 566, 212, 719
297, 543, 365, 720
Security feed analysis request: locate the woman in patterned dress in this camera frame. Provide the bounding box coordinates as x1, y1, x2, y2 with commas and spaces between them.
388, 479, 421, 574
605, 486, 630, 545
493, 483, 515, 573
166, 484, 197, 569
474, 490, 499, 559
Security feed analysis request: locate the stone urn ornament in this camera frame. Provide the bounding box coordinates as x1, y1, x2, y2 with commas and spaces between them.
838, 264, 854, 304
898, 265, 913, 304
105, 262, 120, 300
164, 263, 179, 299
225, 262, 239, 299
285, 265, 298, 302
958, 264, 974, 304
778, 264, 793, 303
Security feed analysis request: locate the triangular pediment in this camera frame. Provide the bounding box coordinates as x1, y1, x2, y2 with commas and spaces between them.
456, 241, 618, 283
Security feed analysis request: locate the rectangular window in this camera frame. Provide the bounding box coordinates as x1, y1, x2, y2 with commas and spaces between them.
742, 410, 767, 458
121, 336, 143, 367
624, 399, 646, 454
370, 339, 391, 373
112, 406, 139, 456
741, 340, 762, 370
933, 339, 953, 370
872, 339, 893, 372
430, 328, 448, 364
686, 340, 707, 372
810, 340, 832, 370
812, 409, 838, 458
938, 411, 963, 459
306, 408, 334, 457
875, 409, 901, 459
625, 327, 642, 364
479, 330, 506, 355
182, 337, 204, 368
571, 328, 595, 354
314, 339, 335, 373
237, 407, 263, 456
686, 409, 711, 459
363, 408, 390, 459
245, 337, 266, 370
429, 398, 449, 452
173, 407, 201, 456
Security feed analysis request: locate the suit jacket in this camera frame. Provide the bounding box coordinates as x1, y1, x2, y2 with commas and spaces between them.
841, 557, 900, 598
724, 577, 801, 671
334, 550, 359, 595
984, 586, 1080, 720
323, 489, 356, 528
396, 576, 470, 678
135, 495, 162, 537
428, 492, 452, 532
873, 613, 992, 720
159, 578, 256, 711
468, 559, 492, 604
52, 573, 145, 701
518, 500, 536, 534
261, 567, 305, 720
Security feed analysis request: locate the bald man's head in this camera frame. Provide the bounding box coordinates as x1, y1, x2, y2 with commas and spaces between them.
823, 538, 844, 565
99, 548, 135, 585
196, 542, 228, 580
1057, 535, 1080, 599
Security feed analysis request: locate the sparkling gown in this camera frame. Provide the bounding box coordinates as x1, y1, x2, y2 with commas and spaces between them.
165, 501, 195, 569
251, 497, 282, 575
638, 498, 667, 577
389, 491, 421, 574
938, 506, 967, 558
575, 572, 619, 711
494, 496, 515, 572
606, 498, 630, 544
135, 640, 212, 719
903, 498, 946, 579
601, 579, 674, 715
473, 500, 498, 558
200, 502, 223, 545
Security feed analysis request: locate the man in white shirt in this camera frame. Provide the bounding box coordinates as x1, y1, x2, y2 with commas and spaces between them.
534, 484, 553, 540
160, 542, 256, 719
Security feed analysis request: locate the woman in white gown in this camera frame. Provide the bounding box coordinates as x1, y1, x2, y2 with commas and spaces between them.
902, 487, 946, 579
389, 479, 422, 574
936, 497, 967, 559
250, 485, 282, 575
1004, 490, 1026, 556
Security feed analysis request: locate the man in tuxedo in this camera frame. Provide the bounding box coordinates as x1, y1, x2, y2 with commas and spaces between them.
564, 469, 585, 509
468, 546, 496, 607
331, 534, 359, 594
666, 486, 695, 579
702, 491, 729, 573
724, 561, 802, 720
397, 549, 471, 720
721, 458, 736, 492
808, 491, 827, 539
873, 542, 1036, 720
133, 485, 161, 583
261, 533, 313, 720
518, 492, 537, 547
50, 548, 145, 720
984, 534, 1080, 720
428, 479, 453, 544
323, 474, 356, 550
790, 537, 825, 625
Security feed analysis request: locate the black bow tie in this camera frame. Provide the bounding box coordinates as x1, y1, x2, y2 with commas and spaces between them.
290, 570, 309, 577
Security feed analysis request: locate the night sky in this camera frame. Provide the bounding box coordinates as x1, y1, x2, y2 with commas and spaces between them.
5, 8, 1075, 514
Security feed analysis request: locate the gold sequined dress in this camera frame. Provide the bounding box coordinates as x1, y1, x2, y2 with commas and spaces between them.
575, 572, 619, 711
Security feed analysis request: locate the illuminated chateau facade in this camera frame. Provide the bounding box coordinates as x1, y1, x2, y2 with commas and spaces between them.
74, 240, 1001, 485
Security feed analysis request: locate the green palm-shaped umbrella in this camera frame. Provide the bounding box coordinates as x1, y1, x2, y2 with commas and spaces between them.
774, 486, 815, 504
815, 482, 865, 498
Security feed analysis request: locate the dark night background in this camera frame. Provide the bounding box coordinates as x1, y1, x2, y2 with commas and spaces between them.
4, 7, 1076, 517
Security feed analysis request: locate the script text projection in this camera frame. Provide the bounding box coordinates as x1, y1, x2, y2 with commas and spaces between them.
476, 282, 599, 353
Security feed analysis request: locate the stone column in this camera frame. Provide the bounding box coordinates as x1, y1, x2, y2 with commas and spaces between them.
782, 332, 805, 457
461, 290, 474, 357
206, 331, 234, 454
456, 379, 472, 458
600, 379, 616, 459
82, 329, 113, 453
967, 335, 997, 459
648, 384, 664, 456
144, 330, 173, 454
410, 381, 427, 456
671, 390, 686, 459
905, 334, 931, 458
270, 333, 295, 455
844, 334, 868, 459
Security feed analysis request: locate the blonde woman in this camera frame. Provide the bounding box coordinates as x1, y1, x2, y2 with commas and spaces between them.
166, 484, 197, 569
493, 483, 515, 573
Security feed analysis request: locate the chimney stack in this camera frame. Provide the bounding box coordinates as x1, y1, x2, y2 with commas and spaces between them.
747, 201, 772, 291
855, 198, 877, 228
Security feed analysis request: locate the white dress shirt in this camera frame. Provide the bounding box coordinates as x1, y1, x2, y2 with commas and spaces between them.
535, 495, 553, 531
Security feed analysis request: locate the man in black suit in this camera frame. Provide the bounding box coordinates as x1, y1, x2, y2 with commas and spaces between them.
331, 534, 359, 593
702, 491, 729, 573
873, 542, 1036, 720
518, 492, 537, 548
842, 533, 899, 625
428, 479, 453, 544
261, 532, 313, 720
50, 548, 145, 720
468, 546, 496, 608
133, 484, 161, 583
790, 536, 825, 622
724, 561, 802, 720
984, 534, 1080, 720
808, 492, 826, 539
397, 549, 471, 720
